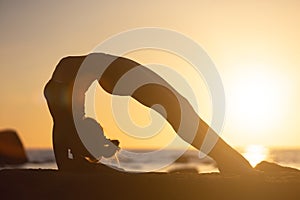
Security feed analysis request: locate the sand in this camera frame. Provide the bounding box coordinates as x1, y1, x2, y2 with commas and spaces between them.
0, 162, 300, 200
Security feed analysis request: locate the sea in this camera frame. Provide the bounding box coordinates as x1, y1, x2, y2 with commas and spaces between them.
1, 146, 300, 173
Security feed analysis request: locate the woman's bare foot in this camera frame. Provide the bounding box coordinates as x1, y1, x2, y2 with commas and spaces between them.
208, 139, 254, 175
214, 150, 254, 175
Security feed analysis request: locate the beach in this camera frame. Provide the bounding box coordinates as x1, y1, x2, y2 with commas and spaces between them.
1, 165, 300, 200
1, 148, 300, 200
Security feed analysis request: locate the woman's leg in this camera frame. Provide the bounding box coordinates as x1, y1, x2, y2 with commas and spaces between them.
131, 83, 253, 174
100, 56, 253, 174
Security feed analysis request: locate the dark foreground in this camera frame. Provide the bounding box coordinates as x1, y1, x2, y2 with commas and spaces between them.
1, 163, 300, 200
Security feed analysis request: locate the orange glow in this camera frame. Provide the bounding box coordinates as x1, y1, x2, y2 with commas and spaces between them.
243, 145, 269, 167
0, 1, 299, 149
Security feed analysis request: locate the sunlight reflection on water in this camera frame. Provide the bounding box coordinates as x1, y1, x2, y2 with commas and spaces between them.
243, 145, 269, 167
2, 147, 300, 173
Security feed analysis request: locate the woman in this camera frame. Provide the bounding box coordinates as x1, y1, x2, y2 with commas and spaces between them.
44, 53, 253, 174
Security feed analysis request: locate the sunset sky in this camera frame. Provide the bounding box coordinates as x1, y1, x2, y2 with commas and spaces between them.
1, 0, 300, 149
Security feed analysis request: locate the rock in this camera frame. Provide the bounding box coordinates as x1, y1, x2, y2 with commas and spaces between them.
0, 129, 28, 165
255, 161, 299, 173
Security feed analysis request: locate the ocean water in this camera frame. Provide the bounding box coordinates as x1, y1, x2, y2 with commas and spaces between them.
1, 147, 300, 173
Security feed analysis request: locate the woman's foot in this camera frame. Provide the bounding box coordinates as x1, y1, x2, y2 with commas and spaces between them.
215, 150, 254, 175
208, 139, 254, 175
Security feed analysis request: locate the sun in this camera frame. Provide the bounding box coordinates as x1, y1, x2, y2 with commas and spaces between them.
226, 66, 288, 134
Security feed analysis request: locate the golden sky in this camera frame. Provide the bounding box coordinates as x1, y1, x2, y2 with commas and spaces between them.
0, 0, 300, 148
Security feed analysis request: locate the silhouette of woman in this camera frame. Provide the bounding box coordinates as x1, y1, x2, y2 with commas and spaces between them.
44, 53, 253, 174
44, 59, 119, 171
